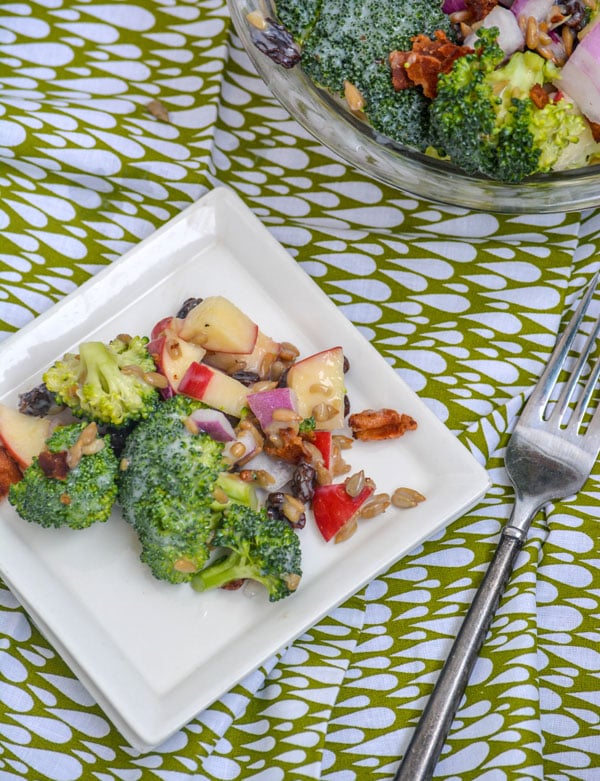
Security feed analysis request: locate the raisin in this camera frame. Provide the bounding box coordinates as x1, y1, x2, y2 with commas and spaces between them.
250, 18, 301, 69
290, 462, 316, 503
231, 370, 261, 386
277, 367, 290, 388
265, 491, 286, 521
176, 297, 203, 318
18, 383, 57, 417
564, 0, 589, 30
221, 579, 245, 591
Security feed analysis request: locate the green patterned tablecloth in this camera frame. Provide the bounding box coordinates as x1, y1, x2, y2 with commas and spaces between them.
1, 2, 600, 779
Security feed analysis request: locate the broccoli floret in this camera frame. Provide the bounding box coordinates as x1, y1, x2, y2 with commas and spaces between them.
276, 0, 321, 40
117, 395, 244, 584
429, 27, 586, 182
44, 336, 160, 427
191, 503, 302, 602
278, 0, 455, 150
8, 422, 119, 530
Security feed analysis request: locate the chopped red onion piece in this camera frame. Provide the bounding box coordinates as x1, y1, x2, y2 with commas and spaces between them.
556, 21, 600, 123
510, 0, 554, 21
442, 0, 467, 13
189, 408, 236, 441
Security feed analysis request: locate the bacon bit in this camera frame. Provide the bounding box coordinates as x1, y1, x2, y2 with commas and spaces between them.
264, 426, 312, 464
389, 51, 413, 91
0, 447, 22, 499
459, 0, 499, 24
389, 31, 473, 99
530, 83, 550, 109
38, 450, 70, 480
349, 408, 417, 441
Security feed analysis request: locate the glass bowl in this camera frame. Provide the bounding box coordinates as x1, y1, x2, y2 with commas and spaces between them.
226, 0, 600, 214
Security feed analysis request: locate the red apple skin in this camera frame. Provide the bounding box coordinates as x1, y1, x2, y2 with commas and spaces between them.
178, 362, 213, 399
178, 362, 249, 417
150, 316, 174, 340
146, 335, 165, 364
150, 316, 183, 341
312, 431, 333, 470
312, 482, 374, 542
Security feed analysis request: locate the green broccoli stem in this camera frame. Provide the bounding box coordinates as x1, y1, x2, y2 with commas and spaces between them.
79, 341, 128, 392
191, 552, 266, 593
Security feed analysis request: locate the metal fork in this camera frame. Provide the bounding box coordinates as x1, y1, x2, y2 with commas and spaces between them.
394, 273, 600, 781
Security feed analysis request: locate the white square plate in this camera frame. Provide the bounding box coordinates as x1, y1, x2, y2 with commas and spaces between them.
0, 187, 490, 752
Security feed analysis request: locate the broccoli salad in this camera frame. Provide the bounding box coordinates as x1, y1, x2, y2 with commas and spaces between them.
0, 295, 422, 603
249, 0, 600, 183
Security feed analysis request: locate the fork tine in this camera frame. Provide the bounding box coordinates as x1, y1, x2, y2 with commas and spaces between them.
525, 272, 600, 419
569, 349, 600, 434
554, 312, 600, 424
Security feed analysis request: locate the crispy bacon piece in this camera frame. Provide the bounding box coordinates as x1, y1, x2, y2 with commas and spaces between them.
465, 0, 498, 22
349, 409, 417, 442
263, 427, 311, 464
38, 450, 69, 480
390, 31, 473, 99
0, 447, 22, 500
530, 83, 550, 109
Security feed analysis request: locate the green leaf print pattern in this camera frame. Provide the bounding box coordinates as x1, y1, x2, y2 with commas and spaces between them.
1, 2, 600, 779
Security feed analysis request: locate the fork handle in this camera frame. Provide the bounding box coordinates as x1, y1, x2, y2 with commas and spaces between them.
393, 524, 526, 781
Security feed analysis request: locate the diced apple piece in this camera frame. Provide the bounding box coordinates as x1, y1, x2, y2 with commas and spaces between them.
286, 346, 346, 430
312, 480, 374, 542
247, 387, 300, 434
0, 403, 52, 470
179, 296, 259, 354
148, 334, 206, 394
178, 362, 249, 418
204, 330, 281, 379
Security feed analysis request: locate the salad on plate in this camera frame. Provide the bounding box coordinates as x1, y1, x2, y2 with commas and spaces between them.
0, 294, 423, 603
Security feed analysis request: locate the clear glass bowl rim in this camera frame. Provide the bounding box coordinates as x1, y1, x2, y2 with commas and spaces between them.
226, 0, 600, 214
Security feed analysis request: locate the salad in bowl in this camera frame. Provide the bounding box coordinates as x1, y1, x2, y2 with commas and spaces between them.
244, 0, 600, 185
